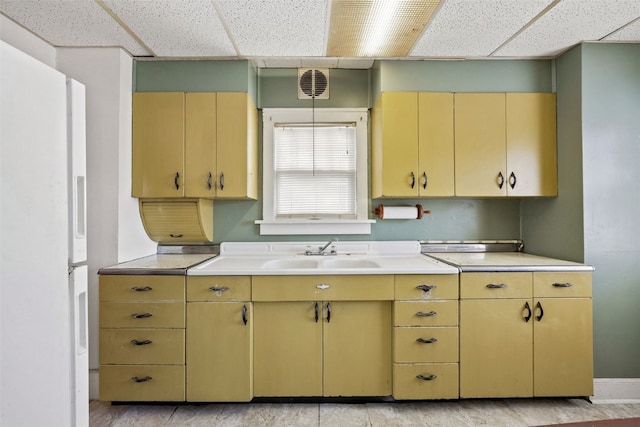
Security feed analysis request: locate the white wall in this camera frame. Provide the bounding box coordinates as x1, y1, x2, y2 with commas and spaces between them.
0, 14, 55, 67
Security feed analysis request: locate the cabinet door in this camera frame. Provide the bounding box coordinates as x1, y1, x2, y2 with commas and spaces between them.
132, 92, 185, 198
323, 301, 392, 396
418, 92, 454, 196
454, 93, 506, 197
533, 298, 593, 397
186, 302, 252, 401
506, 93, 557, 196
460, 299, 533, 398
253, 302, 322, 396
185, 93, 217, 198
372, 92, 419, 198
216, 92, 257, 199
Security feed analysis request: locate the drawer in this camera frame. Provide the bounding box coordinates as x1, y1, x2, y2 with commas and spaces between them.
187, 276, 251, 301
393, 363, 459, 400
100, 302, 185, 328
99, 329, 185, 365
100, 275, 185, 302
394, 327, 458, 362
394, 301, 458, 326
460, 272, 532, 299
395, 274, 458, 300
534, 272, 592, 298
99, 365, 185, 402
252, 275, 394, 301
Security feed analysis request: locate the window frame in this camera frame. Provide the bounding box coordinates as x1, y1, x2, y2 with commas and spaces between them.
257, 108, 373, 235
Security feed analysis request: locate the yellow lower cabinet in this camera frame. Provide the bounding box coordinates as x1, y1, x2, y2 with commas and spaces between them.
253, 302, 323, 397
186, 302, 253, 401
100, 329, 185, 365
99, 365, 185, 402
393, 363, 459, 400
459, 299, 534, 398
394, 327, 458, 363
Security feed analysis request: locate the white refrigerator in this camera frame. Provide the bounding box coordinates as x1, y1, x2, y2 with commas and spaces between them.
1, 41, 89, 427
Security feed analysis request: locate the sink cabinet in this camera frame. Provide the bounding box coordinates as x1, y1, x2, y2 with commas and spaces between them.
186, 276, 252, 401
459, 272, 592, 398
252, 275, 393, 397
99, 275, 186, 402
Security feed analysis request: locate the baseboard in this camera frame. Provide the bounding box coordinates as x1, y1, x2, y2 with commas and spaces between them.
89, 369, 99, 401
592, 378, 640, 403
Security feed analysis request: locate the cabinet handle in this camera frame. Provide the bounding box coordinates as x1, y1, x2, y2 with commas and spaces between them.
207, 172, 212, 190
130, 339, 152, 346
422, 172, 428, 190
219, 172, 224, 191
497, 172, 505, 189
326, 302, 332, 323
536, 301, 544, 321
486, 283, 506, 289
208, 286, 229, 293
416, 310, 437, 317
169, 234, 183, 238
315, 302, 319, 323
131, 376, 152, 383
509, 172, 517, 189
552, 282, 573, 288
416, 337, 438, 344
131, 286, 152, 292
174, 172, 180, 190
524, 302, 532, 323
316, 284, 330, 290
416, 284, 437, 292
242, 304, 248, 325
410, 171, 416, 189
416, 374, 437, 381
131, 313, 152, 319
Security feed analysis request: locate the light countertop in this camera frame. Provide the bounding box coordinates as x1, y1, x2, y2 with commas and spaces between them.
98, 253, 216, 275
426, 252, 593, 272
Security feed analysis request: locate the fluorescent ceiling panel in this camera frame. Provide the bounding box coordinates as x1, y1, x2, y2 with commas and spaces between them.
216, 0, 328, 57
102, 0, 236, 57
495, 0, 640, 57
410, 0, 554, 57
0, 0, 149, 55
327, 0, 440, 57
603, 17, 640, 41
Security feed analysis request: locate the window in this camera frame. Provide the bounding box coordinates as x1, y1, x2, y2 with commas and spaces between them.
257, 108, 373, 235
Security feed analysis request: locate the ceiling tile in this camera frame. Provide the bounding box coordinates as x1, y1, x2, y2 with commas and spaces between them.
603, 17, 640, 41
216, 0, 329, 57
494, 0, 640, 57
0, 0, 149, 55
410, 0, 554, 58
103, 0, 236, 57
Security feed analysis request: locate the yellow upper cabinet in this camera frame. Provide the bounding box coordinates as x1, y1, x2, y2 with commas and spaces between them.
372, 92, 454, 198
454, 92, 557, 197
132, 92, 258, 199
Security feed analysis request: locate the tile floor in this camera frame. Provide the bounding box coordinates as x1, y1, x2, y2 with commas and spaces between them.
90, 398, 640, 427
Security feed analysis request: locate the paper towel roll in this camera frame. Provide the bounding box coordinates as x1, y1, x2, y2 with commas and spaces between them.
373, 204, 429, 219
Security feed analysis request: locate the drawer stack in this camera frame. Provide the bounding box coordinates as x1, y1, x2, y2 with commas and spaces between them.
392, 274, 459, 399
99, 275, 186, 401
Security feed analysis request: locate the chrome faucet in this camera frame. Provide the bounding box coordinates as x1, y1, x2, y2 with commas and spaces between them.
305, 238, 338, 256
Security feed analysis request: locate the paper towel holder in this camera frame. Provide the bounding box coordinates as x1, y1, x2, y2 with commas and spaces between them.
372, 204, 429, 219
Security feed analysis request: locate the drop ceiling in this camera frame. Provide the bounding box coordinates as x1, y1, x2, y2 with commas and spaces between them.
1, 0, 639, 69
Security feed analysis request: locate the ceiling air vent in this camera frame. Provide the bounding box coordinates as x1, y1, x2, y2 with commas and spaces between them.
297, 68, 329, 100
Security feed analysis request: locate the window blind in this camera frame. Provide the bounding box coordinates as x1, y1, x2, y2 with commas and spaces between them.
274, 123, 356, 219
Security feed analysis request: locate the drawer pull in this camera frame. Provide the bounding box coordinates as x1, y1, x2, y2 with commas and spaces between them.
552, 282, 573, 288
208, 286, 229, 293
242, 304, 248, 325
131, 313, 152, 319
416, 284, 437, 292
416, 337, 438, 344
130, 339, 152, 346
316, 284, 330, 290
131, 286, 152, 292
170, 234, 183, 238
131, 376, 152, 383
486, 283, 506, 289
416, 374, 437, 381
416, 311, 437, 317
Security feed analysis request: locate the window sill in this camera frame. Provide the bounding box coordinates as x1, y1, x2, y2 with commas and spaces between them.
255, 219, 375, 236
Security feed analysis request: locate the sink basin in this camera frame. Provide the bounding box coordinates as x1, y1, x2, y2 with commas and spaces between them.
320, 258, 381, 269
262, 258, 318, 269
